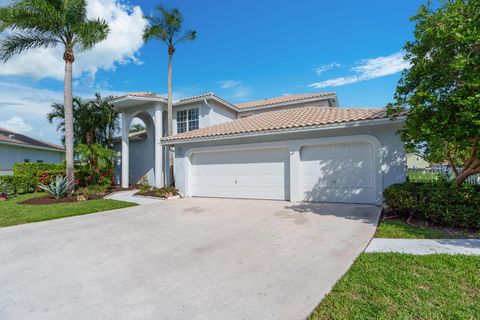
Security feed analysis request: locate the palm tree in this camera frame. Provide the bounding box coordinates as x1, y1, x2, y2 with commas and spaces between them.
130, 123, 146, 133
143, 5, 196, 181
47, 93, 119, 147
0, 0, 109, 184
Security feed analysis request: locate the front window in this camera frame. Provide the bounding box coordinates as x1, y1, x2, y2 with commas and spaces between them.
177, 108, 199, 133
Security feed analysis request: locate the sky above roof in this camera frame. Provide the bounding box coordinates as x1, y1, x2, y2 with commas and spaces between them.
0, 0, 438, 144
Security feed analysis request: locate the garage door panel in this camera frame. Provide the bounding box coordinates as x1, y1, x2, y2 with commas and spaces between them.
301, 142, 375, 204
192, 148, 289, 200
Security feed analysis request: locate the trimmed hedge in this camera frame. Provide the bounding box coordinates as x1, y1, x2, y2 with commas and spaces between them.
383, 182, 480, 228
1, 163, 113, 193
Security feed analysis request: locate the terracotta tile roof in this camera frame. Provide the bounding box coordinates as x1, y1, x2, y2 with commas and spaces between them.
109, 92, 166, 102
235, 92, 336, 109
162, 107, 391, 143
0, 127, 64, 151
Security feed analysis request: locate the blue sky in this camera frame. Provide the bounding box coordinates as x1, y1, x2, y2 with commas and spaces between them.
0, 0, 432, 144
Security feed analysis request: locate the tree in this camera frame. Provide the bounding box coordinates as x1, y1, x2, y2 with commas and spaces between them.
75, 143, 117, 184
388, 0, 480, 185
143, 5, 196, 182
130, 123, 146, 133
0, 0, 109, 184
47, 93, 119, 147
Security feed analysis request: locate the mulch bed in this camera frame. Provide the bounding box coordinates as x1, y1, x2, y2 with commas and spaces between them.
19, 194, 106, 205
134, 190, 168, 198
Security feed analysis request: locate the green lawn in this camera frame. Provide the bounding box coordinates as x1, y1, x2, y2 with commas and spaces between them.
407, 171, 441, 182
0, 193, 136, 227
309, 253, 480, 320
375, 219, 480, 239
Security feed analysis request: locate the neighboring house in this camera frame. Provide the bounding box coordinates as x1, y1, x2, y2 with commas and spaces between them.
0, 127, 65, 175
110, 92, 406, 204
406, 153, 430, 169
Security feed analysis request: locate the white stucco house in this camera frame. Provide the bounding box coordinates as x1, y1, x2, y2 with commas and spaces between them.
406, 153, 430, 169
0, 127, 65, 175
109, 92, 406, 205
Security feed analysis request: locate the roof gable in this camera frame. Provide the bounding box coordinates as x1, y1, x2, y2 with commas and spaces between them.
0, 127, 64, 151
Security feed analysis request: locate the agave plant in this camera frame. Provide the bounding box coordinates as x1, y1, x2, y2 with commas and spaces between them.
38, 176, 75, 199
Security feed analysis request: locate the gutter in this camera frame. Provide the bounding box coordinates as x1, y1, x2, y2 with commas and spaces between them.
161, 117, 405, 146
0, 140, 65, 153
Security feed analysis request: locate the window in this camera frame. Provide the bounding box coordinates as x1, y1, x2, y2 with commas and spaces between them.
37, 160, 44, 164
24, 159, 30, 163
177, 108, 199, 133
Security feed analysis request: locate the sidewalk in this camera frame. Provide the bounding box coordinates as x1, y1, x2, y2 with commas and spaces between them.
366, 238, 480, 255
104, 190, 163, 205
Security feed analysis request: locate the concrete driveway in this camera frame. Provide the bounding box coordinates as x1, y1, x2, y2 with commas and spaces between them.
0, 198, 380, 320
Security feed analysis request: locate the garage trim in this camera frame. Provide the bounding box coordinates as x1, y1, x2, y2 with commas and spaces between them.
182, 134, 383, 204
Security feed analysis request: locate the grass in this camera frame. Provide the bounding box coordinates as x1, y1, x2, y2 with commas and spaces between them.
375, 219, 480, 239
407, 171, 440, 182
0, 193, 136, 228
309, 253, 480, 320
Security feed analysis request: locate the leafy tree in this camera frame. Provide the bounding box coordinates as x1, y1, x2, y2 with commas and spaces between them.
0, 0, 109, 184
47, 93, 119, 147
75, 143, 117, 184
143, 5, 196, 180
130, 123, 146, 133
388, 0, 480, 185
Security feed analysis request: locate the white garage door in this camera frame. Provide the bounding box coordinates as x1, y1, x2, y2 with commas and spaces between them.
301, 142, 375, 204
191, 148, 289, 200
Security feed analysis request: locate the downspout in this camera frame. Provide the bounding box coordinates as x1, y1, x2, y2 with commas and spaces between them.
203, 98, 213, 127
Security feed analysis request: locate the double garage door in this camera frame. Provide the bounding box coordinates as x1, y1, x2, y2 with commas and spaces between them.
191, 142, 375, 204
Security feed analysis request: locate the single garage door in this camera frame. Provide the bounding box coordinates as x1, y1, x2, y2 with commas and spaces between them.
191, 148, 289, 200
301, 142, 375, 204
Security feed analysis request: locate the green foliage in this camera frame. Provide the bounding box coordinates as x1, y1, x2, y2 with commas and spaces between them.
0, 193, 136, 228
0, 0, 110, 61
388, 0, 480, 183
75, 185, 109, 197
139, 180, 151, 193
143, 5, 197, 49
309, 253, 480, 319
38, 175, 74, 199
384, 182, 480, 228
0, 179, 13, 198
156, 187, 178, 197
129, 123, 145, 133
47, 93, 119, 147
13, 163, 64, 176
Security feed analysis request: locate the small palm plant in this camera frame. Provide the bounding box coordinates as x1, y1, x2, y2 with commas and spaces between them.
0, 179, 13, 201
39, 176, 75, 199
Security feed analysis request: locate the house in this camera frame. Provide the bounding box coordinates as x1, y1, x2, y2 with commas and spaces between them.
0, 127, 65, 175
406, 153, 430, 169
109, 92, 406, 204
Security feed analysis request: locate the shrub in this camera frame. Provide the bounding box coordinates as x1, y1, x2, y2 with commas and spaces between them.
384, 182, 480, 228
38, 175, 75, 199
75, 185, 109, 197
0, 179, 13, 199
156, 187, 178, 198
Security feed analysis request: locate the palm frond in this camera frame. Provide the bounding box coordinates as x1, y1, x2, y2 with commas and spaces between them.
143, 23, 168, 42
0, 30, 58, 61
73, 18, 109, 50
174, 30, 197, 45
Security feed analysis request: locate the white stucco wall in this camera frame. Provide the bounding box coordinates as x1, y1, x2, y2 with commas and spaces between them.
0, 144, 65, 175
171, 122, 406, 204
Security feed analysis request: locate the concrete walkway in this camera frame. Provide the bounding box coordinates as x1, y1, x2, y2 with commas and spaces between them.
104, 189, 162, 205
366, 238, 480, 255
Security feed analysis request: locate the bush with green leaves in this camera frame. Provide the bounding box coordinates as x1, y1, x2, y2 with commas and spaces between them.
38, 176, 75, 199
156, 187, 178, 197
384, 182, 480, 228
75, 185, 109, 198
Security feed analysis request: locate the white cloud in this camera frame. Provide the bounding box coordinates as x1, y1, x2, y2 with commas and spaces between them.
0, 116, 33, 133
218, 80, 252, 100
312, 63, 342, 75
0, 0, 147, 82
309, 51, 410, 89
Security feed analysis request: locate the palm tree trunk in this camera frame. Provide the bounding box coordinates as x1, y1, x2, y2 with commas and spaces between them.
167, 52, 174, 185
63, 54, 75, 185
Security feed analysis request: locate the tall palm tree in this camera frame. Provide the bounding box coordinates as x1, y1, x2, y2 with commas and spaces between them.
0, 0, 109, 184
143, 5, 196, 181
